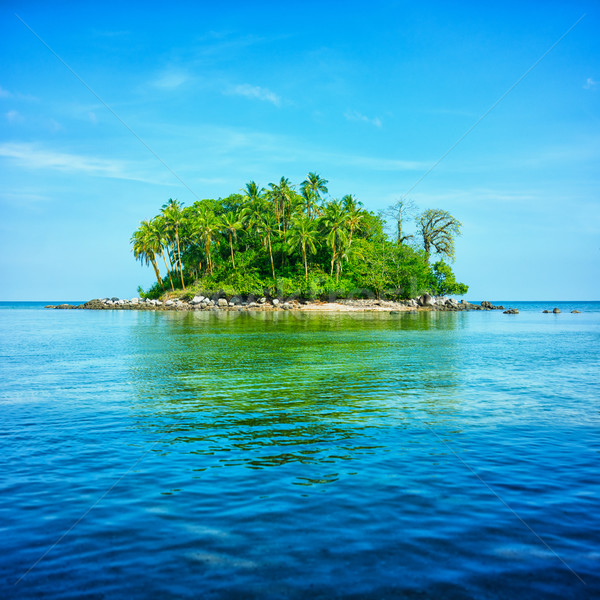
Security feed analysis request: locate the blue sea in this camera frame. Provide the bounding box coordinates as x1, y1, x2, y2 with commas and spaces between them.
1, 301, 599, 599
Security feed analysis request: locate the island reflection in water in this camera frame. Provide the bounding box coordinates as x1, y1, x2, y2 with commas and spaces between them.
128, 311, 465, 483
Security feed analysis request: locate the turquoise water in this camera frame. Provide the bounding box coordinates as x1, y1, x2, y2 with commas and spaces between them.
1, 302, 599, 598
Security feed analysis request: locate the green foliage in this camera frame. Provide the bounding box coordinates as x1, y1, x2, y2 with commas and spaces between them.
130, 173, 468, 300
430, 260, 469, 296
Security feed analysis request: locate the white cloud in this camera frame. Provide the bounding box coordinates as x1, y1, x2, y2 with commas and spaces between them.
0, 85, 37, 101
584, 77, 598, 90
227, 84, 281, 106
5, 110, 23, 123
0, 142, 167, 185
152, 70, 190, 89
344, 109, 382, 128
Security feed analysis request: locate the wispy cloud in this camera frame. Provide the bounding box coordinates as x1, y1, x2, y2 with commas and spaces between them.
0, 85, 37, 101
0, 189, 52, 210
584, 77, 598, 90
5, 110, 23, 123
0, 142, 167, 184
226, 84, 281, 106
344, 109, 382, 128
151, 69, 190, 89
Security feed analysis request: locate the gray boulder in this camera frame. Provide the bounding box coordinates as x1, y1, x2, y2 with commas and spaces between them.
217, 298, 228, 307
418, 293, 435, 307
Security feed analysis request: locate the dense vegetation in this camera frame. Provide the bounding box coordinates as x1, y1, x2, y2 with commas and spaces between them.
131, 173, 468, 300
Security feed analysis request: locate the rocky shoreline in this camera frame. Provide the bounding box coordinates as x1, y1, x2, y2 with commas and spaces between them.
45, 293, 508, 313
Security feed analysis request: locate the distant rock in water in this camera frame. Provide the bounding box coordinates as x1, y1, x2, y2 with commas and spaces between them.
553, 308, 561, 314
503, 308, 519, 314
481, 300, 504, 310
543, 310, 550, 313
571, 310, 580, 313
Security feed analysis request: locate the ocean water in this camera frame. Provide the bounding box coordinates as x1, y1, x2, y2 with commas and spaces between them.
0, 301, 599, 599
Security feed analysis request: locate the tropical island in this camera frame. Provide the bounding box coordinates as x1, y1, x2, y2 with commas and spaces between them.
129, 173, 469, 304
48, 172, 489, 312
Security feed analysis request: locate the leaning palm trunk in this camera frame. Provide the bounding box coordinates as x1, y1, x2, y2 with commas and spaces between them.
267, 234, 275, 280
150, 255, 165, 290
159, 249, 175, 291
330, 239, 336, 277
229, 234, 236, 270
205, 240, 213, 275
175, 231, 185, 289
302, 244, 308, 281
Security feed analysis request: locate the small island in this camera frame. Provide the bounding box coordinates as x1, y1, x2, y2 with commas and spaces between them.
127, 173, 470, 306
49, 173, 499, 312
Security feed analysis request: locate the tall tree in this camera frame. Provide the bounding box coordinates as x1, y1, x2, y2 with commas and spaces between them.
257, 212, 277, 280
384, 198, 417, 245
321, 200, 349, 281
194, 208, 219, 275
287, 216, 319, 281
341, 195, 363, 248
161, 198, 186, 289
131, 220, 165, 290
220, 211, 243, 270
418, 209, 462, 262
150, 217, 175, 290
243, 181, 264, 204
301, 172, 328, 219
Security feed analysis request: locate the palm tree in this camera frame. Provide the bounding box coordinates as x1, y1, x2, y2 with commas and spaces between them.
321, 200, 349, 282
161, 198, 186, 289
241, 194, 268, 246
131, 220, 165, 290
341, 195, 363, 248
220, 211, 243, 270
287, 215, 319, 281
194, 208, 219, 276
243, 181, 264, 204
150, 217, 175, 290
257, 211, 277, 280
301, 172, 328, 219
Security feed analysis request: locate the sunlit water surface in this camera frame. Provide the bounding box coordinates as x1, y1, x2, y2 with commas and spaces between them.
1, 302, 599, 598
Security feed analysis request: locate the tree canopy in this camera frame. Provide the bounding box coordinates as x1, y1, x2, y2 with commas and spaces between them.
131, 174, 468, 300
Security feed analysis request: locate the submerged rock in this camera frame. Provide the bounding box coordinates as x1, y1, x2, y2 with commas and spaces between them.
571, 310, 581, 313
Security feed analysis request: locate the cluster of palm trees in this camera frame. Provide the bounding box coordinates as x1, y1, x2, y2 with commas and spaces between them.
131, 173, 372, 292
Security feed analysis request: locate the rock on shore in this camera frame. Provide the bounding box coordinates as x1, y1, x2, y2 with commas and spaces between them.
45, 296, 507, 313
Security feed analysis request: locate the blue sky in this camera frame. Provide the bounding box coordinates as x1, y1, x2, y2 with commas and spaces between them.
1, 1, 598, 300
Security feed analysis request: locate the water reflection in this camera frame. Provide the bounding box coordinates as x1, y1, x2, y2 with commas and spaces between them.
128, 311, 464, 484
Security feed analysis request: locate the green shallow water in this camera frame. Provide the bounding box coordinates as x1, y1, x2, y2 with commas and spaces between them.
1, 305, 599, 598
